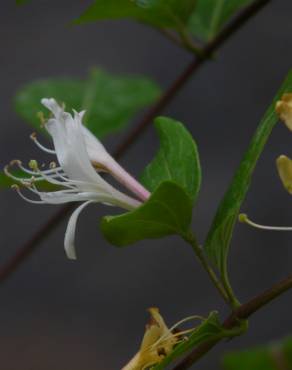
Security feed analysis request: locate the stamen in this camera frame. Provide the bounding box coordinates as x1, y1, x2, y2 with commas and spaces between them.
11, 184, 45, 204
239, 213, 292, 231
34, 169, 72, 188
168, 315, 204, 333
5, 158, 69, 189
18, 161, 65, 181
30, 132, 55, 154
149, 315, 203, 351
4, 164, 29, 183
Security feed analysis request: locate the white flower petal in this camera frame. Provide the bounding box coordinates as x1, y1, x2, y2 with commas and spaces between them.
64, 201, 93, 260
41, 98, 63, 119
82, 125, 112, 165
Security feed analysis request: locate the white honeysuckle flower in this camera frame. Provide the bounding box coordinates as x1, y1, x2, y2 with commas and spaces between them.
5, 98, 150, 260
42, 98, 150, 202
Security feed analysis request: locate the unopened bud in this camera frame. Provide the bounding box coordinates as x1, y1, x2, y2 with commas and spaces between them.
276, 93, 292, 131
276, 155, 292, 194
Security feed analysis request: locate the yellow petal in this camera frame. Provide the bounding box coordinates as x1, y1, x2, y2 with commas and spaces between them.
122, 308, 178, 370
276, 155, 292, 194
276, 93, 292, 131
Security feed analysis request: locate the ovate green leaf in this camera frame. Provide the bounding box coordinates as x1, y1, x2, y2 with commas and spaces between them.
140, 116, 201, 202
205, 70, 292, 275
14, 68, 160, 139
188, 0, 253, 41
77, 0, 197, 30
101, 181, 192, 246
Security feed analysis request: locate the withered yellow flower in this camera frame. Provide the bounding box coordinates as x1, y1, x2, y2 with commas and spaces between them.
276, 93, 292, 130
122, 307, 178, 370
122, 308, 201, 370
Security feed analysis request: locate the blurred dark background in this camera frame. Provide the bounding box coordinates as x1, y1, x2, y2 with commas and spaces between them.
1, 1, 292, 369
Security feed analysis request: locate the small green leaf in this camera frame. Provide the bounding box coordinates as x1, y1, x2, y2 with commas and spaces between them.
188, 0, 253, 41
205, 70, 292, 275
223, 336, 292, 370
153, 311, 223, 370
14, 68, 160, 139
140, 116, 201, 202
77, 0, 197, 30
101, 181, 192, 246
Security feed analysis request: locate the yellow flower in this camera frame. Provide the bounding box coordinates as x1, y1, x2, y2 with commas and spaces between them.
122, 308, 201, 370
122, 307, 178, 370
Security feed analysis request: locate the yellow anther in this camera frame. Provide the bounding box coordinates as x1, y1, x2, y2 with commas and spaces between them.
238, 213, 248, 223
10, 159, 21, 167
28, 159, 39, 171
30, 132, 37, 140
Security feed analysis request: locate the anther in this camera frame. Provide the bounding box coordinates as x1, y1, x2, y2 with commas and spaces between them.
29, 159, 39, 171
10, 159, 22, 167
238, 213, 248, 223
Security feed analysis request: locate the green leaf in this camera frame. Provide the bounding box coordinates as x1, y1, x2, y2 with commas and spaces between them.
140, 117, 201, 202
14, 68, 160, 139
0, 171, 58, 191
188, 0, 253, 41
101, 181, 192, 246
16, 0, 31, 4
205, 70, 292, 276
77, 0, 197, 30
223, 348, 278, 370
223, 337, 292, 370
153, 311, 224, 370
0, 172, 18, 189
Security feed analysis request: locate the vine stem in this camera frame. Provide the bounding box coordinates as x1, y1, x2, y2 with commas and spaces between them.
0, 0, 271, 284
173, 274, 292, 370
184, 233, 230, 305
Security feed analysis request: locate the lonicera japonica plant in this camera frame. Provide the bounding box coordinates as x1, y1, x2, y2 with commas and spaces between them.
4, 0, 292, 369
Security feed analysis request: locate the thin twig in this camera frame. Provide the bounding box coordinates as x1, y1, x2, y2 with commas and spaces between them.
173, 274, 292, 370
0, 204, 74, 281
114, 0, 271, 157
184, 233, 230, 305
0, 0, 271, 284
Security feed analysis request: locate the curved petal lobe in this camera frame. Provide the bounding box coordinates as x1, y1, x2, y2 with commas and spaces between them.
64, 201, 93, 260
